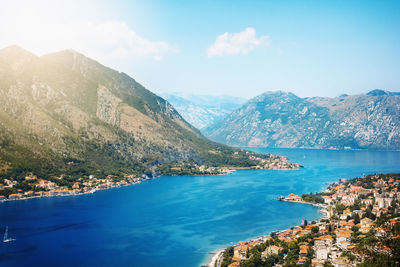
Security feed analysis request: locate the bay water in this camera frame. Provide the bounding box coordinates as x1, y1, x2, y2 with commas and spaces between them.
1, 148, 399, 266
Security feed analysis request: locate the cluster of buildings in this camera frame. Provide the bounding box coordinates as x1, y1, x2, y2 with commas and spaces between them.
248, 155, 303, 170
0, 174, 150, 201
197, 165, 232, 174
218, 174, 400, 267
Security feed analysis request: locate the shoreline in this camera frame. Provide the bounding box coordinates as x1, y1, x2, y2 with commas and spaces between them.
205, 173, 400, 266
205, 209, 327, 267
205, 172, 400, 266
0, 179, 149, 203
239, 146, 400, 152
206, 198, 329, 266
204, 249, 224, 267
0, 165, 304, 203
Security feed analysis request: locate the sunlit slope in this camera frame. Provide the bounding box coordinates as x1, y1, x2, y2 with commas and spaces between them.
0, 45, 265, 177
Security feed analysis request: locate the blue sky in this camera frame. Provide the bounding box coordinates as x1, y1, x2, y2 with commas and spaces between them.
1, 0, 399, 98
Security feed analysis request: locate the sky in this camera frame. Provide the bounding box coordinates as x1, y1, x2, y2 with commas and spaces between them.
0, 0, 399, 99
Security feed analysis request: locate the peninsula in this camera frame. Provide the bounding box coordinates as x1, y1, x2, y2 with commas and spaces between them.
212, 173, 400, 267
0, 46, 301, 201
0, 151, 301, 201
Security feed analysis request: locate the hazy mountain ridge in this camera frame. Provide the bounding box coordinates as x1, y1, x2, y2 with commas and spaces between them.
161, 93, 246, 129
204, 90, 400, 150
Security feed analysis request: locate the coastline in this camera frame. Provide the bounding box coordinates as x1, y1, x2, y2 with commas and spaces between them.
279, 199, 329, 218
0, 178, 151, 203
206, 195, 330, 266
0, 162, 303, 203
207, 173, 400, 267
204, 249, 225, 267
205, 201, 327, 267
0, 170, 235, 203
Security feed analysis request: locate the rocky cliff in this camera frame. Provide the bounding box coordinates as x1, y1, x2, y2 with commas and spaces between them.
204, 90, 400, 150
0, 46, 294, 181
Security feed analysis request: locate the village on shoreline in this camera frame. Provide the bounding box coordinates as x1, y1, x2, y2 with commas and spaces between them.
209, 173, 400, 267
0, 153, 302, 202
0, 173, 154, 202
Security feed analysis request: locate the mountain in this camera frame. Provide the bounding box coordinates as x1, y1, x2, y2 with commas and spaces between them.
0, 46, 299, 188
161, 93, 246, 130
204, 90, 400, 150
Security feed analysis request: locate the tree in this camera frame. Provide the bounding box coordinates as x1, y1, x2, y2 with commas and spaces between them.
220, 246, 234, 267
351, 199, 361, 211
335, 203, 346, 214
352, 213, 360, 224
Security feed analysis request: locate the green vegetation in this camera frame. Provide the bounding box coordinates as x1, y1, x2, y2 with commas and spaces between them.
220, 246, 234, 267
0, 46, 300, 198
219, 173, 400, 267
301, 193, 324, 204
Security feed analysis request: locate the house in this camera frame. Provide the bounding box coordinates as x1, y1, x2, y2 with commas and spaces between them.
314, 240, 328, 261
372, 206, 382, 217
336, 230, 351, 247
311, 259, 324, 267
315, 235, 333, 247
231, 257, 242, 262
337, 240, 351, 249
258, 235, 272, 242
36, 179, 56, 190
4, 179, 16, 188
322, 196, 333, 204
331, 258, 350, 267
8, 193, 23, 200
248, 240, 262, 248
330, 247, 340, 260
228, 262, 240, 267
361, 198, 373, 206
24, 191, 34, 197
35, 191, 45, 196
389, 217, 400, 226
297, 256, 308, 265
287, 193, 302, 202
234, 244, 248, 259
360, 218, 373, 227
375, 196, 385, 209
262, 245, 283, 257
299, 245, 309, 256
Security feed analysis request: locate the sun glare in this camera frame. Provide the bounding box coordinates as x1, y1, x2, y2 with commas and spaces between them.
1, 0, 92, 55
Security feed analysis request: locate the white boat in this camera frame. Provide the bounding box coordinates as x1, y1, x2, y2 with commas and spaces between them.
3, 226, 16, 243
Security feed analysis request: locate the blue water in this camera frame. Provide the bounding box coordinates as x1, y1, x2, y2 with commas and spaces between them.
0, 148, 399, 267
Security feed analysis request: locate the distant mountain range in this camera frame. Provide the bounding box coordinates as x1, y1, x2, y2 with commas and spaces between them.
161, 93, 246, 129
204, 90, 400, 150
0, 45, 289, 181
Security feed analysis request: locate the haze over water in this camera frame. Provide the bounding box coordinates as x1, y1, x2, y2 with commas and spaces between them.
1, 148, 400, 267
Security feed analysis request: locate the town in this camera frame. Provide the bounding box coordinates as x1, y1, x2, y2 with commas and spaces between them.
213, 173, 400, 267
0, 153, 302, 202
0, 173, 152, 201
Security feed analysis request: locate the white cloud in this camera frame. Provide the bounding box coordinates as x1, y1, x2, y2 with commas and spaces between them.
80, 21, 178, 61
0, 19, 177, 61
207, 27, 270, 57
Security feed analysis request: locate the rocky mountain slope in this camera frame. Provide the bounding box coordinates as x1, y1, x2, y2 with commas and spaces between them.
204, 90, 400, 150
161, 93, 246, 129
0, 46, 298, 184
